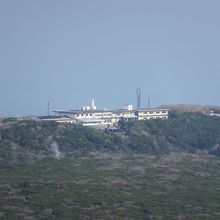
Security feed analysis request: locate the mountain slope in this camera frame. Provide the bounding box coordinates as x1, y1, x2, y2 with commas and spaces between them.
1, 114, 220, 219
1, 112, 220, 163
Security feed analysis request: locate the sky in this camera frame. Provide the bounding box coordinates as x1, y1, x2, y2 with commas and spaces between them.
0, 0, 220, 116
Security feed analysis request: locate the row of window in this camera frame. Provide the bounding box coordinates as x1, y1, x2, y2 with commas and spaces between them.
82, 120, 112, 125
142, 116, 168, 119
76, 113, 113, 117
76, 111, 168, 118
82, 121, 101, 125
139, 111, 168, 115
77, 113, 93, 117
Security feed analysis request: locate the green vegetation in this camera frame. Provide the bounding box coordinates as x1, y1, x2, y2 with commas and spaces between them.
119, 112, 220, 155
0, 112, 220, 219
1, 112, 220, 158
1, 153, 220, 219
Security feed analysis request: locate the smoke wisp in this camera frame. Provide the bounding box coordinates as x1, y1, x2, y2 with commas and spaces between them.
51, 142, 61, 159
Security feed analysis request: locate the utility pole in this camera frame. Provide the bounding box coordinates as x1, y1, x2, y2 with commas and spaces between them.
148, 99, 151, 108
47, 101, 50, 116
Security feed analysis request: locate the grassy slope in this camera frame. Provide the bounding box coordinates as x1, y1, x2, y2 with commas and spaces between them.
1, 153, 220, 219
1, 113, 220, 219
119, 112, 220, 155
1, 112, 220, 157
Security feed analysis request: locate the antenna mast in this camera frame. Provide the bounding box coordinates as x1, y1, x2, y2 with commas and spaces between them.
136, 88, 142, 110
47, 101, 50, 116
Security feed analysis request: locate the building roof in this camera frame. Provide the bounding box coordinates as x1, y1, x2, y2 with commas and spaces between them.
54, 109, 113, 114
38, 115, 70, 120
54, 108, 169, 115
137, 108, 169, 111
113, 109, 136, 113
38, 115, 68, 119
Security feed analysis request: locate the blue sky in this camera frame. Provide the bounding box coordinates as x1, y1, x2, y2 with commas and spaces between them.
0, 0, 220, 116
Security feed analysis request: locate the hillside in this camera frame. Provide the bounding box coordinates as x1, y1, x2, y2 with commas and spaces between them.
160, 104, 220, 114
1, 113, 220, 219
119, 112, 220, 156
1, 112, 220, 162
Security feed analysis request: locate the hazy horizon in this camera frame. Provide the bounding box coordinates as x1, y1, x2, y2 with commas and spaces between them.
1, 0, 220, 116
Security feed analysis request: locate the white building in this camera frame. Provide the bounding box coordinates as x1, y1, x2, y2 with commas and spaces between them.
52, 100, 169, 127
136, 109, 169, 120
208, 110, 220, 117
77, 118, 110, 127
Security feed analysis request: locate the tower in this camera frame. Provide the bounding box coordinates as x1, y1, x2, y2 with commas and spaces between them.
91, 98, 97, 110
136, 88, 142, 109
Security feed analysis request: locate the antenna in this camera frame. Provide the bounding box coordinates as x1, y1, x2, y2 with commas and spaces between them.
136, 88, 142, 110
47, 101, 50, 116
148, 99, 151, 108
